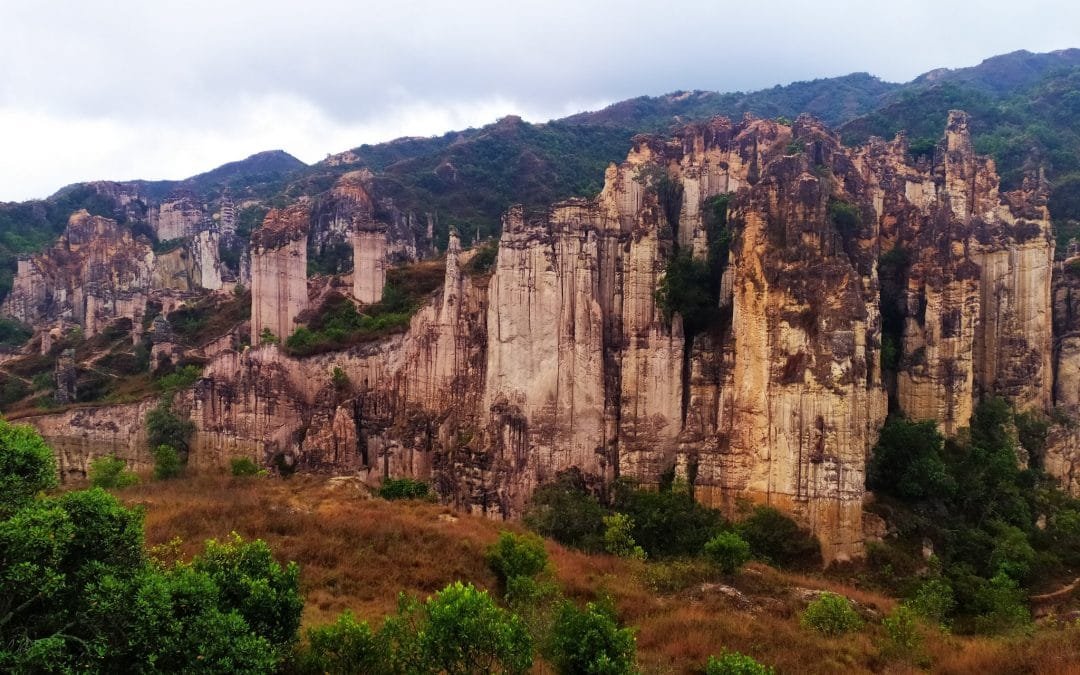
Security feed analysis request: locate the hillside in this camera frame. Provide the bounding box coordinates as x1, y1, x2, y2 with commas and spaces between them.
110, 473, 1080, 674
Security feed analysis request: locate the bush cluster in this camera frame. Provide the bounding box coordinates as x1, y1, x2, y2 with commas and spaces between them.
378, 478, 431, 501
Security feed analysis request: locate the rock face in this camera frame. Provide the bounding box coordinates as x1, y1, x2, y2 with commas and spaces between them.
22, 112, 1065, 564
151, 192, 204, 241
250, 203, 309, 342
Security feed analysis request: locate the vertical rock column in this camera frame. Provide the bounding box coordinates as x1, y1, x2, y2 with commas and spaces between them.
353, 228, 388, 304
250, 204, 309, 343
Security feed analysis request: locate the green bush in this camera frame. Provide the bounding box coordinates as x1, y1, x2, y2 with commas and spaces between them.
643, 559, 719, 594
378, 477, 431, 501
152, 444, 184, 480
880, 605, 923, 662
190, 533, 303, 653
906, 578, 955, 625
487, 531, 550, 589
737, 506, 820, 567
155, 364, 202, 394
294, 611, 383, 675
867, 418, 952, 501
524, 469, 606, 551
705, 650, 775, 675
145, 399, 195, 454
0, 419, 58, 514
383, 582, 533, 675
230, 456, 261, 477
602, 513, 646, 560
88, 455, 139, 488
548, 600, 636, 675
800, 593, 863, 636
654, 251, 719, 336
969, 572, 1031, 635
704, 531, 751, 575
613, 482, 726, 558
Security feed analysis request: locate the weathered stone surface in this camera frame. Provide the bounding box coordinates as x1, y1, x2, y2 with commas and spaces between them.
250, 203, 309, 342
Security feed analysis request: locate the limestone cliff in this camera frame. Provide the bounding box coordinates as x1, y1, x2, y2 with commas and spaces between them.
250, 203, 310, 342
19, 113, 1065, 564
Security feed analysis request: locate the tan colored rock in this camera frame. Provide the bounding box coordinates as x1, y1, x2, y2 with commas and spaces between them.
250, 204, 309, 342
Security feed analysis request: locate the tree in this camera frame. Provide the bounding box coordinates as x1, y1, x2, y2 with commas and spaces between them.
88, 455, 139, 489
152, 444, 183, 480
866, 418, 953, 502
294, 611, 383, 675
524, 469, 606, 551
706, 650, 774, 675
737, 506, 820, 567
704, 531, 751, 574
0, 419, 57, 514
602, 513, 646, 560
548, 599, 636, 675
800, 593, 863, 636
487, 531, 550, 590
146, 399, 195, 455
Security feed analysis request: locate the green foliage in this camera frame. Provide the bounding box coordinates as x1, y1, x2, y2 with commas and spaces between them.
705, 650, 775, 675
969, 572, 1031, 634
146, 398, 195, 454
989, 521, 1036, 581
88, 455, 139, 488
655, 251, 719, 336
487, 531, 550, 589
331, 366, 349, 392
612, 481, 726, 558
151, 444, 184, 480
0, 316, 31, 349
703, 531, 751, 574
548, 599, 637, 675
737, 506, 821, 567
800, 592, 863, 636
880, 605, 924, 662
867, 418, 953, 501
906, 578, 956, 625
284, 284, 425, 357
524, 469, 606, 551
827, 198, 861, 239
602, 513, 646, 560
378, 477, 431, 501
260, 327, 281, 345
0, 419, 58, 513
464, 240, 499, 276
230, 456, 261, 477
295, 611, 382, 675
385, 582, 533, 675
190, 532, 303, 652
155, 363, 202, 394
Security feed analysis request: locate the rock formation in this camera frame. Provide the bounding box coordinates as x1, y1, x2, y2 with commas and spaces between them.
14, 112, 1069, 564
249, 203, 309, 342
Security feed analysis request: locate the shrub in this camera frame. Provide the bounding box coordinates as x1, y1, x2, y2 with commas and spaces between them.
378, 477, 431, 501
230, 456, 261, 477
145, 399, 195, 453
613, 483, 726, 558
800, 593, 863, 636
331, 366, 349, 392
260, 327, 280, 345
295, 611, 383, 675
152, 444, 183, 480
704, 531, 751, 574
602, 513, 646, 560
88, 455, 139, 488
906, 578, 955, 624
867, 418, 952, 501
155, 364, 202, 394
191, 533, 303, 653
0, 419, 58, 513
548, 600, 636, 675
706, 650, 775, 675
384, 582, 532, 675
880, 605, 923, 662
643, 559, 718, 594
487, 531, 549, 589
970, 572, 1031, 634
737, 506, 820, 567
524, 469, 606, 551
654, 251, 719, 335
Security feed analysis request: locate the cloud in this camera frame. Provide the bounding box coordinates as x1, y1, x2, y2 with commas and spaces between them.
0, 0, 1076, 200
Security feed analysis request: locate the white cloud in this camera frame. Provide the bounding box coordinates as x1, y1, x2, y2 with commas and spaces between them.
0, 0, 1076, 201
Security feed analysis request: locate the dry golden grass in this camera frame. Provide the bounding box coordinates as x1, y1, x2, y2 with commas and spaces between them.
116, 474, 1080, 674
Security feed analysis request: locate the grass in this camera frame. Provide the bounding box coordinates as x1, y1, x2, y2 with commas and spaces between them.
104, 474, 1080, 674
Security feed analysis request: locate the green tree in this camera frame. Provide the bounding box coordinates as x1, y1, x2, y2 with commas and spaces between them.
146, 399, 195, 454
487, 531, 550, 590
800, 593, 863, 636
524, 469, 606, 551
602, 513, 646, 560
88, 455, 139, 489
737, 506, 820, 567
152, 445, 184, 480
548, 599, 637, 675
867, 418, 953, 502
0, 419, 58, 514
705, 650, 774, 675
704, 531, 751, 575
295, 611, 383, 675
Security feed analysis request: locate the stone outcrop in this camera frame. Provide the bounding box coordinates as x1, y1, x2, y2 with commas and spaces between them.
21, 112, 1067, 564
150, 191, 204, 241
250, 203, 309, 342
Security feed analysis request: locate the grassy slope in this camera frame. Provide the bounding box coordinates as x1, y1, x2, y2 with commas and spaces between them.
117, 474, 1080, 674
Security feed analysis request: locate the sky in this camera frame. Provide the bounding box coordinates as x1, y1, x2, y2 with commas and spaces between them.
1, 0, 1077, 202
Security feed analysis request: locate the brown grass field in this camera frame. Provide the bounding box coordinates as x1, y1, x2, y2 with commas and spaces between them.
115, 474, 1080, 674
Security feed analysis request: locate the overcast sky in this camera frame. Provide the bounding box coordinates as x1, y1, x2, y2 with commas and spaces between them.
1, 0, 1076, 202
